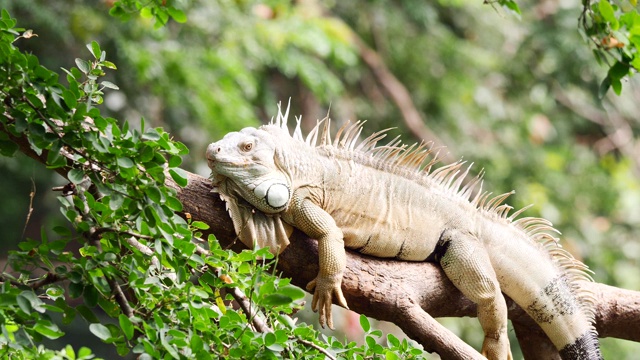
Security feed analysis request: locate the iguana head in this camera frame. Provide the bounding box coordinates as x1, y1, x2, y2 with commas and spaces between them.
206, 126, 292, 214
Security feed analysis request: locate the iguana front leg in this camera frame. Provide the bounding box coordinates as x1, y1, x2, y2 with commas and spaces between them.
289, 193, 349, 329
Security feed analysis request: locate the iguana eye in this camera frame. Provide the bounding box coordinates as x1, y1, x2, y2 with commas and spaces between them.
241, 142, 254, 152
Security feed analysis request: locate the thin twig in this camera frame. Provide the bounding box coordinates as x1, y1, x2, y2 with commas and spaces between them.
29, 273, 65, 290
21, 179, 35, 239
295, 338, 337, 360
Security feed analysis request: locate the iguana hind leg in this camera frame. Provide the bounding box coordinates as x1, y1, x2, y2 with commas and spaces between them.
437, 228, 513, 360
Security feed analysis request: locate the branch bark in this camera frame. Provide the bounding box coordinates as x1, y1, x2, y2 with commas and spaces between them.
173, 171, 640, 359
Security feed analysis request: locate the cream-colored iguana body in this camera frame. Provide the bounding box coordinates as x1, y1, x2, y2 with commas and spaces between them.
206, 104, 602, 359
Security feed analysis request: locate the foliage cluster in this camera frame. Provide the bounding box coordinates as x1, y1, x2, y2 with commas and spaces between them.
582, 0, 640, 95
0, 10, 427, 359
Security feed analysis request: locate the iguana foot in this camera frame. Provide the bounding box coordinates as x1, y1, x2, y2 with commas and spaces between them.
481, 334, 513, 360
306, 274, 349, 329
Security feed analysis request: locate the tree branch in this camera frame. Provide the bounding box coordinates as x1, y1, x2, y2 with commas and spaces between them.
353, 36, 455, 163
172, 171, 640, 358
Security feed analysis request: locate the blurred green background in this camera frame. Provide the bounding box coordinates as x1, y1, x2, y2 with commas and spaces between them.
1, 0, 639, 358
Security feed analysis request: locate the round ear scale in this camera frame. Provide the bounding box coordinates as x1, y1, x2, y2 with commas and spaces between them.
253, 179, 290, 210
266, 183, 290, 208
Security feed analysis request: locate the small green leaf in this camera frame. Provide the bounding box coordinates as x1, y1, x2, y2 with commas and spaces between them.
88, 41, 101, 59
110, 193, 124, 210
598, 0, 616, 24
89, 323, 112, 341
191, 221, 210, 230
387, 333, 400, 347
68, 168, 85, 184
264, 332, 276, 347
0, 139, 19, 156
165, 196, 183, 212
608, 61, 630, 81
46, 285, 65, 300
102, 61, 117, 69
101, 81, 119, 90
169, 168, 188, 187
64, 344, 75, 360
611, 78, 622, 95
62, 89, 77, 108
119, 314, 135, 340
168, 155, 182, 167
142, 129, 161, 141
145, 186, 163, 203
167, 7, 187, 23
598, 76, 611, 99
34, 319, 64, 339
277, 285, 305, 301
359, 314, 371, 332
385, 351, 400, 360
18, 291, 45, 313
83, 287, 99, 307
262, 294, 292, 306
75, 58, 90, 74
117, 156, 134, 168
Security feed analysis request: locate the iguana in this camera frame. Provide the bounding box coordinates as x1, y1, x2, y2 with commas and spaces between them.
205, 103, 602, 360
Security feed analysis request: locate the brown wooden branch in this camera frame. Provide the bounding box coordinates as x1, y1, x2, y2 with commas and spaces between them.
173, 171, 640, 358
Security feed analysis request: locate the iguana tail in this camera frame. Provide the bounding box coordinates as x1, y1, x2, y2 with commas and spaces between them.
481, 216, 602, 359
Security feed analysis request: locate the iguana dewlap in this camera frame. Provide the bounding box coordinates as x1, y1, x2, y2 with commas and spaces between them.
206, 104, 602, 360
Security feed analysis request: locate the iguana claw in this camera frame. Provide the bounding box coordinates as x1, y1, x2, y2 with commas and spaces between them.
306, 275, 349, 329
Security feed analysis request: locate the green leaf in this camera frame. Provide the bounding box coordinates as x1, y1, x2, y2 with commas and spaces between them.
598, 0, 617, 24
142, 129, 161, 141
18, 291, 45, 313
84, 285, 98, 307
62, 89, 77, 108
117, 156, 134, 168
110, 193, 124, 210
89, 323, 112, 341
608, 61, 630, 80
262, 294, 292, 306
502, 0, 521, 16
101, 81, 119, 90
46, 285, 65, 300
68, 168, 85, 184
145, 186, 163, 203
191, 221, 210, 230
75, 58, 90, 74
387, 333, 400, 347
169, 168, 188, 187
277, 285, 305, 301
119, 314, 135, 340
34, 319, 64, 339
168, 155, 182, 167
598, 76, 611, 99
611, 78, 622, 95
102, 61, 117, 69
88, 41, 101, 59
359, 314, 371, 332
165, 196, 183, 212
167, 7, 187, 23
385, 351, 400, 360
0, 139, 19, 156
64, 344, 76, 360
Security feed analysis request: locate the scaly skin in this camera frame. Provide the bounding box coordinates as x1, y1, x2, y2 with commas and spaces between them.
206, 105, 602, 359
